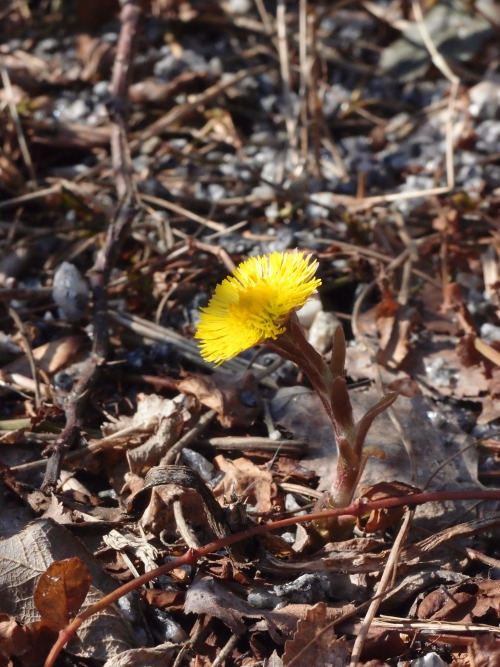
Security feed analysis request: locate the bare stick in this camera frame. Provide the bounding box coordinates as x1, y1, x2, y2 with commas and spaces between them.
41, 1, 140, 490
349, 510, 413, 666
0, 64, 36, 184
110, 0, 140, 200
277, 0, 298, 153
8, 307, 43, 409
411, 0, 459, 192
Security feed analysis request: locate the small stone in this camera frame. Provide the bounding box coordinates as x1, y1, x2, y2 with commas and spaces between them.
52, 262, 89, 323
308, 311, 340, 354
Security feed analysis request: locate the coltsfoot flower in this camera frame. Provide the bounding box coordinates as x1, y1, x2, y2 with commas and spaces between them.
196, 251, 321, 365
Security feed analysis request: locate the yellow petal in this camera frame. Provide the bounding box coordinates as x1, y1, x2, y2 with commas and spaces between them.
195, 251, 321, 365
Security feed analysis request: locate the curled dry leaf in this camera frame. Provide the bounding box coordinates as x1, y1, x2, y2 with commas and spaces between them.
126, 409, 185, 475
184, 574, 257, 635
417, 579, 500, 624
0, 335, 85, 396
213, 455, 275, 514
0, 614, 57, 667
0, 613, 26, 661
101, 393, 186, 436
375, 301, 418, 370
33, 557, 92, 632
101, 643, 177, 667
356, 481, 422, 533
177, 371, 261, 427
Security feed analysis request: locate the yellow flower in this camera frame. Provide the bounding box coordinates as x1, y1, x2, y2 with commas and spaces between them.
195, 251, 321, 365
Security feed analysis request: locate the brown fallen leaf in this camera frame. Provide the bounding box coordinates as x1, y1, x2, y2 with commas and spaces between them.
467, 633, 500, 667
141, 589, 185, 609
375, 299, 418, 370
417, 579, 500, 624
0, 335, 85, 395
129, 72, 213, 105
1, 335, 84, 378
213, 455, 275, 514
0, 150, 25, 194
101, 643, 177, 667
34, 558, 92, 632
282, 602, 350, 667
0, 613, 27, 662
101, 393, 188, 437
184, 574, 257, 636
177, 371, 261, 427
126, 408, 185, 474
0, 519, 135, 660
356, 481, 422, 533
0, 615, 57, 667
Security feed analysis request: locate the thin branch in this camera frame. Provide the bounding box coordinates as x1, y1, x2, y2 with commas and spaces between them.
41, 1, 141, 490
8, 307, 42, 409
0, 64, 36, 184
349, 510, 413, 666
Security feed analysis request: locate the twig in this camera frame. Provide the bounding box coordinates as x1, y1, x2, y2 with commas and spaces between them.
349, 509, 413, 666
140, 193, 226, 232
0, 184, 61, 210
134, 65, 268, 146
211, 634, 240, 667
8, 307, 42, 409
0, 64, 36, 184
201, 436, 307, 455
109, 1, 140, 200
277, 0, 298, 154
411, 0, 459, 192
41, 1, 141, 490
173, 499, 201, 549
369, 616, 500, 635
160, 409, 217, 465
253, 0, 275, 37
0, 287, 52, 301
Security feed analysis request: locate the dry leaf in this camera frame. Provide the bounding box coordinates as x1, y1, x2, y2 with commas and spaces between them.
375, 302, 418, 369
184, 574, 256, 635
177, 372, 261, 427
126, 409, 185, 474
101, 643, 176, 667
0, 519, 135, 660
467, 633, 500, 667
213, 455, 275, 513
277, 386, 482, 530
34, 558, 92, 631
0, 615, 57, 667
101, 393, 185, 436
417, 579, 500, 623
0, 614, 27, 660
141, 589, 185, 609
1, 335, 84, 378
356, 481, 422, 533
283, 602, 349, 667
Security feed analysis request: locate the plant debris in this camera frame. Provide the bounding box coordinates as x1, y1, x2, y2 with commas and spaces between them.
0, 0, 499, 666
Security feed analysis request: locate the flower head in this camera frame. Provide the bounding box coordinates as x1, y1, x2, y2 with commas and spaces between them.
195, 251, 321, 365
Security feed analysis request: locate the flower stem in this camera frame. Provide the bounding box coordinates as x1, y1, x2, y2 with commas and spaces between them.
268, 312, 395, 531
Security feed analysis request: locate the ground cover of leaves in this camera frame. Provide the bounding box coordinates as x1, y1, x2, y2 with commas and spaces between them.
0, 1, 499, 666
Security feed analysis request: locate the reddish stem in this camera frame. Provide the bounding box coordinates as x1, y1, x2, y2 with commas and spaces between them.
44, 488, 500, 667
